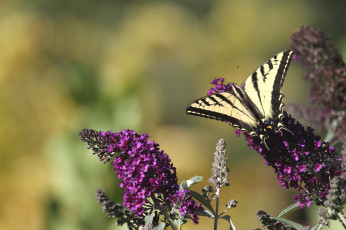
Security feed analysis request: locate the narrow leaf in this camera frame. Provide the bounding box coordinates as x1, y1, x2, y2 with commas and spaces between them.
278, 202, 300, 217
220, 215, 237, 230
220, 215, 231, 222
181, 176, 203, 189
189, 190, 215, 214
198, 209, 214, 218
271, 217, 305, 230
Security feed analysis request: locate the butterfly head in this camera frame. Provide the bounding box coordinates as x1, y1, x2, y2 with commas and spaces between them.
256, 120, 282, 150
256, 118, 294, 150
259, 120, 276, 134
264, 121, 272, 131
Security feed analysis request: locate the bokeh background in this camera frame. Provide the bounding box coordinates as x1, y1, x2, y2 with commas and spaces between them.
1, 0, 345, 229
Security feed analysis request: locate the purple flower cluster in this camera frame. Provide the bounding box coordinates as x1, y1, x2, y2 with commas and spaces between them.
239, 115, 341, 208
95, 188, 145, 229
290, 26, 346, 144
209, 138, 229, 189
207, 78, 233, 96
257, 210, 292, 229
290, 26, 346, 111
79, 129, 202, 224
207, 78, 342, 208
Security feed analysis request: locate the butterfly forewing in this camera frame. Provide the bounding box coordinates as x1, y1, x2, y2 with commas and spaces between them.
241, 50, 293, 120
186, 92, 258, 131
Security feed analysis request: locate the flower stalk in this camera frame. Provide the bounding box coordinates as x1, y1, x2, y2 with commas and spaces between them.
214, 188, 220, 230
208, 138, 232, 230
337, 212, 346, 229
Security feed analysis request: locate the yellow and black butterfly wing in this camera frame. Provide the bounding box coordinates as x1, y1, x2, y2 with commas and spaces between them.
186, 91, 259, 135
241, 50, 293, 131
186, 50, 294, 139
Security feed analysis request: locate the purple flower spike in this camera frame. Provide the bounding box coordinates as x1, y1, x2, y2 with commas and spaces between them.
237, 114, 342, 208
290, 26, 346, 111
289, 26, 346, 144
79, 129, 202, 223
206, 79, 343, 209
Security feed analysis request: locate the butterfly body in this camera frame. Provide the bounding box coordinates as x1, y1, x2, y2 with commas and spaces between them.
186, 50, 294, 147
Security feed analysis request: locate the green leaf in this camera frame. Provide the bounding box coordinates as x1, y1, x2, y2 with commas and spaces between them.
180, 176, 203, 189
219, 215, 237, 230
278, 202, 301, 217
271, 217, 306, 230
198, 209, 214, 218
189, 190, 215, 214
220, 215, 231, 222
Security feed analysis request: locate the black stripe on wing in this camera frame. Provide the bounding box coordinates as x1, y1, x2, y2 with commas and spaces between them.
213, 93, 259, 122
231, 84, 263, 121
250, 71, 265, 115
186, 105, 256, 134
271, 50, 293, 114
248, 54, 276, 113
186, 106, 238, 123
186, 93, 256, 128
240, 50, 293, 119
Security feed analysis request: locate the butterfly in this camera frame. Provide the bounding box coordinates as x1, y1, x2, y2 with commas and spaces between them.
186, 50, 294, 149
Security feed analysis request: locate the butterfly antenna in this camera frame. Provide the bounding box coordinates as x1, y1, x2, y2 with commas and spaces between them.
262, 138, 271, 151
282, 126, 294, 137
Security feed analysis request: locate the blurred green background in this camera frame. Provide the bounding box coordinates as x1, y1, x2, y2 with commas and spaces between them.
1, 0, 345, 229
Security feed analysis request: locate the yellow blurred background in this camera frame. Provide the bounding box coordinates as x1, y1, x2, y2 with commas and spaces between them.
1, 0, 345, 229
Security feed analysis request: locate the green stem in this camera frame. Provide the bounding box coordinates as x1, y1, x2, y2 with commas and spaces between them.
214, 188, 220, 230
316, 224, 324, 230
336, 212, 346, 229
